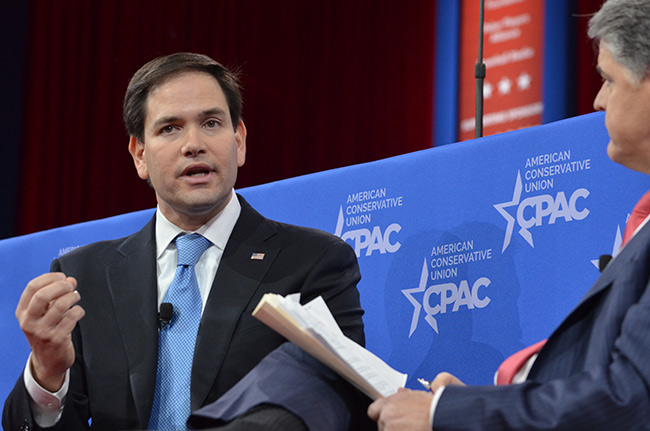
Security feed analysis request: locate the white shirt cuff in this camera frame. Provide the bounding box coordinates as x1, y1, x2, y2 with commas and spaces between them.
429, 386, 446, 427
24, 353, 69, 427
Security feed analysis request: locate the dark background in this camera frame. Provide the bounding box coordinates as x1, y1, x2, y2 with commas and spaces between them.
2, 0, 603, 238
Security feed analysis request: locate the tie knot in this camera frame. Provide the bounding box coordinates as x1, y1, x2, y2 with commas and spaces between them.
175, 233, 211, 267
622, 189, 650, 247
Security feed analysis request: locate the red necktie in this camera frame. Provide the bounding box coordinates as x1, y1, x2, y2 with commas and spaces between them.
621, 190, 650, 247
496, 339, 547, 385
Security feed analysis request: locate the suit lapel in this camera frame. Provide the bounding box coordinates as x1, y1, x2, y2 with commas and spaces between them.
570, 221, 649, 310
106, 217, 159, 427
191, 196, 280, 409
530, 221, 650, 379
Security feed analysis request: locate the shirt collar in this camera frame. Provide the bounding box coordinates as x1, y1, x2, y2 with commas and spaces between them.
155, 191, 242, 258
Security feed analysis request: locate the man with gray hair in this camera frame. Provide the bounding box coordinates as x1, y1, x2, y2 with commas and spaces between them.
368, 0, 650, 429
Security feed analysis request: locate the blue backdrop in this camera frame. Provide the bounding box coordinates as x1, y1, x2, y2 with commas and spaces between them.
1, 112, 648, 405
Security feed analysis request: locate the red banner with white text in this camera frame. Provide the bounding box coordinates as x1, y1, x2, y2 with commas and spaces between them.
458, 0, 544, 141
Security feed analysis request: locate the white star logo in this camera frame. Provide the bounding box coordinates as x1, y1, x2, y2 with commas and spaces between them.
517, 72, 531, 91
498, 77, 512, 95
402, 259, 436, 336
484, 81, 494, 99
334, 206, 344, 237
494, 172, 523, 252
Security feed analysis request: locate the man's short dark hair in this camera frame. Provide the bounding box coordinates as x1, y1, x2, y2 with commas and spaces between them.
123, 52, 243, 142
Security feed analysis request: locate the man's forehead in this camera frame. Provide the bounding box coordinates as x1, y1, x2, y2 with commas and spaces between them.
596, 43, 613, 71
148, 72, 224, 100
144, 73, 229, 122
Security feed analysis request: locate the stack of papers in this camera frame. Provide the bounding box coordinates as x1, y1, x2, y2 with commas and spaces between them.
252, 293, 407, 400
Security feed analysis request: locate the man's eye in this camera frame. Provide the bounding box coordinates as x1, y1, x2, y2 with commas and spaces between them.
160, 125, 175, 134
205, 120, 220, 128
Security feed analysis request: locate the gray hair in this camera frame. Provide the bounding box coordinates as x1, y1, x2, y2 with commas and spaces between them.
588, 0, 650, 83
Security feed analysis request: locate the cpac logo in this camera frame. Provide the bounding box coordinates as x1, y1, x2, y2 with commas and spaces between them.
402, 260, 491, 336
494, 171, 590, 252
334, 207, 401, 257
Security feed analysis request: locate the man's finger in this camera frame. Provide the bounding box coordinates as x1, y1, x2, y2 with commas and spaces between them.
16, 273, 67, 315
367, 397, 384, 421
430, 372, 465, 392
55, 304, 86, 336
20, 289, 78, 329
19, 277, 77, 321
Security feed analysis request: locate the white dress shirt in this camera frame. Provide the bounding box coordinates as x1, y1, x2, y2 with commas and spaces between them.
154, 192, 241, 311
25, 191, 241, 427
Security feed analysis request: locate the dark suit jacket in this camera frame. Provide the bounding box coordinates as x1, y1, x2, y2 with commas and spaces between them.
2, 195, 365, 431
432, 219, 650, 430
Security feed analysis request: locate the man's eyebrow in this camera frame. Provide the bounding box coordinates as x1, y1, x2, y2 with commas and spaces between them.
596, 65, 609, 78
152, 116, 180, 127
200, 108, 227, 118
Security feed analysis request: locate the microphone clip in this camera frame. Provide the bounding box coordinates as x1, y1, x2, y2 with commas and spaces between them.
158, 302, 173, 330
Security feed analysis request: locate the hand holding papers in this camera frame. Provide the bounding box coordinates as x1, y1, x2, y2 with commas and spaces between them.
252, 293, 407, 400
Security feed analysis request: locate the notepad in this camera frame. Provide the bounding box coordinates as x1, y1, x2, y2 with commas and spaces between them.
252, 293, 407, 400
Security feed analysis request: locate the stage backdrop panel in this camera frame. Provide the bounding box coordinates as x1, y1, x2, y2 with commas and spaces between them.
1, 112, 648, 405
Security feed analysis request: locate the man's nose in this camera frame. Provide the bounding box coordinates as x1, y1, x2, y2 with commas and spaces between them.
593, 82, 607, 111
182, 127, 206, 155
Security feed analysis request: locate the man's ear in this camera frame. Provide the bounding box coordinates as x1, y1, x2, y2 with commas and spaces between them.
128, 136, 149, 180
236, 120, 247, 168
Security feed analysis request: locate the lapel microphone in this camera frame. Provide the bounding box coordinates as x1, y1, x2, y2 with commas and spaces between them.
158, 302, 174, 330
599, 254, 613, 273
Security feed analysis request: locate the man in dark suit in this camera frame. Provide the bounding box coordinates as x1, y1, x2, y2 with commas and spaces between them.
368, 0, 650, 429
3, 53, 365, 431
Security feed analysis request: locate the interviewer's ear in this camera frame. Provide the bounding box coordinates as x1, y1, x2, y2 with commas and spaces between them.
128, 136, 149, 181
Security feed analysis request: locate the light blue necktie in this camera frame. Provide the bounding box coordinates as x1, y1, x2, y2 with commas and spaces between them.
149, 233, 211, 431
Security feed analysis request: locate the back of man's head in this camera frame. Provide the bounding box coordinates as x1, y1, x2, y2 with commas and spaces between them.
588, 0, 650, 83
123, 52, 243, 143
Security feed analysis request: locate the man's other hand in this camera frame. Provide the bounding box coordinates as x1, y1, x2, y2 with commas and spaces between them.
367, 388, 433, 431
16, 272, 85, 392
430, 372, 465, 393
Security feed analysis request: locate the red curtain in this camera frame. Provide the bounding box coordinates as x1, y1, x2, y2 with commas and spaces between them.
18, 0, 435, 235
575, 0, 606, 116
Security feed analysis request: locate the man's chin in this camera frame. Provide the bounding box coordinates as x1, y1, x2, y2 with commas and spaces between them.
185, 194, 233, 215
606, 141, 621, 164
607, 143, 649, 173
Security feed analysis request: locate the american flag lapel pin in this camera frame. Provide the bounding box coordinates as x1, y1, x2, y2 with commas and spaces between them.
251, 252, 265, 260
